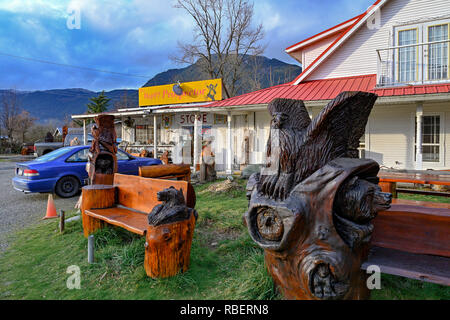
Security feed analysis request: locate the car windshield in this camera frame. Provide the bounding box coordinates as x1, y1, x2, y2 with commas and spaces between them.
34, 147, 75, 162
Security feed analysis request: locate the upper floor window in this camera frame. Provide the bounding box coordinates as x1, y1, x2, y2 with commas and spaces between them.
428, 24, 448, 80
377, 20, 449, 86
398, 28, 418, 82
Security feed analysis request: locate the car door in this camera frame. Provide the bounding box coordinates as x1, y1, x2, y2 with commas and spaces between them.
64, 148, 90, 184
117, 150, 139, 175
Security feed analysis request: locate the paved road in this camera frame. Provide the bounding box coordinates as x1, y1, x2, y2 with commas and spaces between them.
0, 160, 78, 253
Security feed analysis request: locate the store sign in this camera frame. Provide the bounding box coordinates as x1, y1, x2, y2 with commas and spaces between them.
139, 79, 222, 107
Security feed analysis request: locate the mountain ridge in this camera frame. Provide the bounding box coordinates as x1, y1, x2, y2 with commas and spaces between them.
0, 55, 301, 124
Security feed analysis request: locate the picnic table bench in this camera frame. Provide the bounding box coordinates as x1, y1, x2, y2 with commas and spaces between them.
81, 170, 197, 278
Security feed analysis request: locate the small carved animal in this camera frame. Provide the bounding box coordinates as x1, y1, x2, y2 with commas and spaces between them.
148, 186, 198, 226
333, 176, 392, 248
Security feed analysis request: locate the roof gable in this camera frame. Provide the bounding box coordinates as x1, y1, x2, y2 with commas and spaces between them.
292, 0, 388, 85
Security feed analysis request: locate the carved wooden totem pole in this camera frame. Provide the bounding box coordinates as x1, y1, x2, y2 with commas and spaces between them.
245, 91, 392, 300
87, 114, 117, 185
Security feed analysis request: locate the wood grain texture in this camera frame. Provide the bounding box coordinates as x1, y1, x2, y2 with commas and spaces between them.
85, 207, 148, 235
81, 185, 116, 237
144, 213, 196, 278
362, 247, 450, 286
139, 164, 191, 181
114, 173, 195, 211
371, 198, 450, 257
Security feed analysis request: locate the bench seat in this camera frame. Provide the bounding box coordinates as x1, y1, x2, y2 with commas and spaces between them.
85, 206, 148, 236
362, 247, 450, 286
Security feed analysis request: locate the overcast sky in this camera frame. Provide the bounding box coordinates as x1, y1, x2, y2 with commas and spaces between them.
0, 0, 375, 92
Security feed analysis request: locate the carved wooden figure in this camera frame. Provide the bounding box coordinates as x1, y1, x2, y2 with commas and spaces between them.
245, 91, 392, 300
200, 139, 216, 182
87, 114, 117, 185
145, 186, 198, 278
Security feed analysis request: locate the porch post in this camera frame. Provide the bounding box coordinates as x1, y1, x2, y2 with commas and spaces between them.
121, 116, 124, 142
193, 113, 199, 172
226, 111, 232, 174
83, 119, 87, 145
415, 102, 423, 170
153, 115, 157, 159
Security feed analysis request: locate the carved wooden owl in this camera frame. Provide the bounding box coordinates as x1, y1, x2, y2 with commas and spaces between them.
258, 91, 378, 200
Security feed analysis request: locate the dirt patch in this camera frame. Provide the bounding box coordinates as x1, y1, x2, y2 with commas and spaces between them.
199, 180, 244, 194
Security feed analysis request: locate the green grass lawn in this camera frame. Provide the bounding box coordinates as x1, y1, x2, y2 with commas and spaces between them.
0, 179, 448, 300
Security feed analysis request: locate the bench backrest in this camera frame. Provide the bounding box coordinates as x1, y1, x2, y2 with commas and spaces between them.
113, 173, 195, 213
139, 164, 191, 182
371, 198, 450, 257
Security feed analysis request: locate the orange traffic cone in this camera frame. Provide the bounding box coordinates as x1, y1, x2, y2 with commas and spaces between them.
43, 194, 58, 219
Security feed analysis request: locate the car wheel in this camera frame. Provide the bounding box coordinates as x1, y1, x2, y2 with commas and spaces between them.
55, 176, 80, 198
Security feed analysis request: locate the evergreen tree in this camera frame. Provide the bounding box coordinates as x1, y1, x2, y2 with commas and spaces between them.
87, 91, 110, 114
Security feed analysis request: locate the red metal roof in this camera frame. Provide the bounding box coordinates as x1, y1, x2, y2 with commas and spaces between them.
207, 74, 450, 108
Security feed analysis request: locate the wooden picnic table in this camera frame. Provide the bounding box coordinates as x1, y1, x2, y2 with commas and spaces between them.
378, 172, 450, 186
378, 171, 450, 198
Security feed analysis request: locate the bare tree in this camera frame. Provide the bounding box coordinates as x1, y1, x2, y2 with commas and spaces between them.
1, 90, 21, 140
173, 0, 265, 98
113, 91, 130, 111
15, 111, 36, 143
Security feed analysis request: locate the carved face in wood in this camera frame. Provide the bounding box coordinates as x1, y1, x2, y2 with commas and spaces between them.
245, 158, 391, 300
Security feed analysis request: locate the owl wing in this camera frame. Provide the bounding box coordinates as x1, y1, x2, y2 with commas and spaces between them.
294, 91, 378, 184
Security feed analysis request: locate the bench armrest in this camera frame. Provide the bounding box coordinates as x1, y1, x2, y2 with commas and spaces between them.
81, 185, 116, 211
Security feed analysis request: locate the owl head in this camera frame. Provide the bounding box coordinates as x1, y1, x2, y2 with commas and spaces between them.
267, 98, 311, 130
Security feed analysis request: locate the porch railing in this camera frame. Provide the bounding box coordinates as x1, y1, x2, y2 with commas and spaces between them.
376, 39, 450, 87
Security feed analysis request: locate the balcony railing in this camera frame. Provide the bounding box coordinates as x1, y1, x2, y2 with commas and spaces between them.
376, 39, 450, 87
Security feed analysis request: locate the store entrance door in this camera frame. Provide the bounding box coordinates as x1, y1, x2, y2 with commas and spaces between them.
181, 126, 194, 164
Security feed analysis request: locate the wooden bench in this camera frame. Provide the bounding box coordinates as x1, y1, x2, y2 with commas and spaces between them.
81, 173, 197, 278
362, 198, 450, 286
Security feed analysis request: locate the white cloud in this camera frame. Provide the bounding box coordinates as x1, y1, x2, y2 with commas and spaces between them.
0, 0, 66, 17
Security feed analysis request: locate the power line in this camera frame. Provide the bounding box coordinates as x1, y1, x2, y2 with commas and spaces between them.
0, 51, 152, 79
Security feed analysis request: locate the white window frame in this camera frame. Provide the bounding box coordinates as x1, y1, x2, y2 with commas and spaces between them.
424, 21, 450, 82
411, 111, 445, 168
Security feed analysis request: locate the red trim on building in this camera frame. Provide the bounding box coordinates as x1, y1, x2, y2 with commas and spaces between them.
205, 74, 450, 108
285, 14, 364, 52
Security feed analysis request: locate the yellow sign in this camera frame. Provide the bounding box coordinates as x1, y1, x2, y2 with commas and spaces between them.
139, 78, 222, 107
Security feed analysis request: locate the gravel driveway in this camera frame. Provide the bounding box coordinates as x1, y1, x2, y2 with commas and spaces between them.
0, 159, 78, 253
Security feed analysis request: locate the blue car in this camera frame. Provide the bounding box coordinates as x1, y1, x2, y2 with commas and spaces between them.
12, 146, 162, 198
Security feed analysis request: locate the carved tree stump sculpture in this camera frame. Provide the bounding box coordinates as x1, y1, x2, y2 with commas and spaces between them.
245, 91, 392, 300
145, 186, 198, 278
87, 114, 117, 185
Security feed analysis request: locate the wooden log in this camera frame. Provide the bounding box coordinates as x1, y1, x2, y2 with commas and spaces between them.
144, 213, 196, 278
139, 164, 191, 180
81, 185, 115, 237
